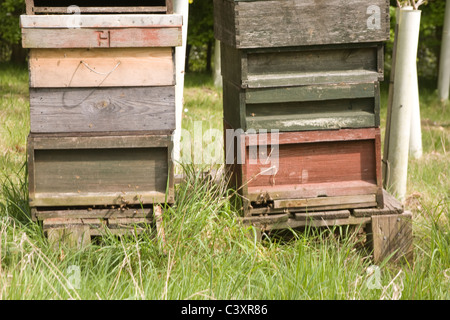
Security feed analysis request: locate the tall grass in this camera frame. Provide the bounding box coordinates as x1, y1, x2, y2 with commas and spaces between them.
0, 165, 401, 300
0, 63, 29, 182
1, 162, 448, 300
0, 65, 449, 300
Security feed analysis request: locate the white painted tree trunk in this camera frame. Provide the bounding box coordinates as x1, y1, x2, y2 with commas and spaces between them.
409, 61, 422, 159
438, 0, 450, 101
385, 9, 422, 201
173, 0, 189, 166
404, 6, 422, 159
213, 39, 222, 88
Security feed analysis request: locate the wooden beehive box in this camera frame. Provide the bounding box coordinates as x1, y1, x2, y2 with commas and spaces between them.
25, 0, 174, 15
28, 134, 174, 214
223, 80, 381, 132
21, 12, 182, 228
21, 14, 182, 49
220, 42, 385, 89
214, 0, 390, 49
21, 14, 181, 134
225, 123, 383, 216
220, 41, 384, 132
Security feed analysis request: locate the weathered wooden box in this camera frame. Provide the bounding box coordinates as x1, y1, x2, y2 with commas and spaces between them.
223, 80, 380, 132
27, 48, 175, 88
214, 0, 390, 49
221, 42, 384, 89
27, 134, 174, 209
21, 14, 181, 134
225, 123, 383, 215
29, 86, 176, 134
26, 0, 174, 15
21, 15, 180, 87
20, 14, 182, 48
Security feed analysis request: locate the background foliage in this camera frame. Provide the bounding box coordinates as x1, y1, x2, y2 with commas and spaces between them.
0, 0, 25, 63
186, 0, 214, 72
386, 0, 446, 82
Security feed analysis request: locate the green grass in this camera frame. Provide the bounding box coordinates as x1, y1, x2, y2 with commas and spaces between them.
0, 63, 449, 300
0, 63, 29, 183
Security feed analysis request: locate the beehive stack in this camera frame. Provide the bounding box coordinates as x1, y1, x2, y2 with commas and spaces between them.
21, 0, 182, 242
214, 0, 390, 216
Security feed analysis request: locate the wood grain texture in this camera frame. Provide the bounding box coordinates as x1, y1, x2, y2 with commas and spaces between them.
33, 148, 168, 203
275, 195, 376, 209
22, 28, 182, 48
245, 82, 376, 104
43, 216, 153, 238
369, 212, 413, 264
294, 210, 350, 221
353, 190, 403, 217
225, 126, 383, 213
245, 140, 377, 188
29, 86, 175, 133
32, 7, 168, 14
30, 134, 172, 150
214, 0, 390, 48
166, 0, 174, 14
221, 42, 384, 88
263, 216, 372, 231
34, 207, 153, 220
223, 80, 247, 130
25, 0, 34, 15
223, 80, 380, 132
26, 1, 174, 14
243, 128, 379, 146
46, 225, 91, 249
29, 48, 175, 88
28, 134, 174, 207
20, 14, 182, 28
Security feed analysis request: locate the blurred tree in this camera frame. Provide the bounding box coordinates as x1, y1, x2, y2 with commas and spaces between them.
186, 0, 214, 73
388, 0, 446, 81
0, 0, 26, 63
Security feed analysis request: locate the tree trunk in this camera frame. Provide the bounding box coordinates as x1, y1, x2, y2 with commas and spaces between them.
383, 7, 400, 183
206, 40, 212, 73
185, 44, 191, 73
438, 0, 450, 101
173, 0, 189, 166
385, 8, 421, 201
213, 39, 223, 88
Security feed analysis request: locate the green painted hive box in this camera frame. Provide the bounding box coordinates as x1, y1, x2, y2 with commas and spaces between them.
27, 134, 175, 212
223, 79, 381, 132
214, 0, 390, 49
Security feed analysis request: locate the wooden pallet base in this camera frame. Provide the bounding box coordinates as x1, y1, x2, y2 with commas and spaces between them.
241, 189, 413, 264
246, 189, 399, 217
38, 205, 161, 249
43, 217, 153, 248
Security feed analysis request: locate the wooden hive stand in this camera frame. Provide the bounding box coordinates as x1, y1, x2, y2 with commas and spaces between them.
21, 4, 182, 246
240, 190, 413, 264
